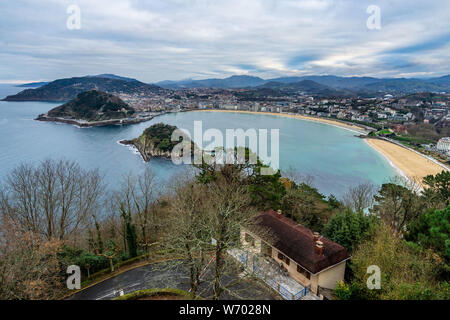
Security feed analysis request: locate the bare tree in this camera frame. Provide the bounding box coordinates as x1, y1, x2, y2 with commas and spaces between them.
389, 175, 423, 195
132, 169, 159, 248
0, 216, 65, 300
204, 175, 256, 300
163, 171, 269, 300
164, 178, 211, 298
342, 182, 376, 212
113, 168, 159, 256
0, 159, 103, 241
282, 166, 315, 187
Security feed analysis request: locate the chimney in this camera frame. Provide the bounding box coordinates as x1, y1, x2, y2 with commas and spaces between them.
277, 209, 282, 218
315, 241, 323, 256
313, 232, 320, 242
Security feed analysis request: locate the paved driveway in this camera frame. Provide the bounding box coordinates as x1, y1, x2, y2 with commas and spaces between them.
67, 260, 278, 300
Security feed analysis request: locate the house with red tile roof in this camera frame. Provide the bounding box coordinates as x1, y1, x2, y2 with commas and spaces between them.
241, 210, 350, 295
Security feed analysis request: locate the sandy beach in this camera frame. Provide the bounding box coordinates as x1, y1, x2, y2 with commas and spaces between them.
365, 138, 447, 183
191, 109, 448, 182
192, 109, 369, 134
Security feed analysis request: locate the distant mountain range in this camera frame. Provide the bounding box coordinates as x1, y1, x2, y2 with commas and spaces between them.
156, 75, 265, 89
156, 74, 450, 94
156, 75, 267, 89
4, 73, 450, 102
257, 80, 353, 97
4, 75, 164, 102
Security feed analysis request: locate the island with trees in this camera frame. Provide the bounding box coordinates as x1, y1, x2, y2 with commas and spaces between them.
36, 90, 153, 127
120, 123, 196, 162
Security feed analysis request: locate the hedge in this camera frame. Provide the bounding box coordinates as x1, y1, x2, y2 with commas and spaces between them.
113, 288, 194, 300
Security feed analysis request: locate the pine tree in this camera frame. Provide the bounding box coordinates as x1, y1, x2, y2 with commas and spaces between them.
93, 216, 104, 254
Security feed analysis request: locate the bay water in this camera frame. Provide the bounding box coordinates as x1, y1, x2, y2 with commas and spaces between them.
0, 84, 397, 198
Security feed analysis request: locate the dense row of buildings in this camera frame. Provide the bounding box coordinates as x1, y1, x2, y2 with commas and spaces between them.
119, 88, 449, 128
117, 87, 450, 159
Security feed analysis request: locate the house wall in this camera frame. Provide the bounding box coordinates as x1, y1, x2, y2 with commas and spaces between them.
317, 260, 346, 290
271, 249, 313, 289
310, 275, 319, 294
267, 246, 346, 295
240, 228, 346, 295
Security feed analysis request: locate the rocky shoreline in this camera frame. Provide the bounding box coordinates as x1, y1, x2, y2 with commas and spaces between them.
119, 139, 173, 162
35, 114, 155, 128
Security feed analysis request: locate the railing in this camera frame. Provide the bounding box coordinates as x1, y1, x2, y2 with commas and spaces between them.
229, 249, 314, 300
279, 285, 292, 300
294, 287, 309, 300
238, 252, 248, 267
252, 261, 306, 300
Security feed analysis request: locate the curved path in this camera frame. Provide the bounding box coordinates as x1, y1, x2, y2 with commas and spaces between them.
67, 260, 277, 300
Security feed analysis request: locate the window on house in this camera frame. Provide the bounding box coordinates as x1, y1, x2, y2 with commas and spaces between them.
297, 265, 310, 279
277, 252, 290, 265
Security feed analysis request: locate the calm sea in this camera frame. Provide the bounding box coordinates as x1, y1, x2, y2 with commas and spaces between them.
0, 84, 397, 198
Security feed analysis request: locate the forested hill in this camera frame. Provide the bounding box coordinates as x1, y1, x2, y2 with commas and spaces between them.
3, 76, 164, 102
45, 90, 134, 121
121, 123, 195, 162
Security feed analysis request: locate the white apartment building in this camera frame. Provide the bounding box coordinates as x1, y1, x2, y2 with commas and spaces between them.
437, 137, 450, 153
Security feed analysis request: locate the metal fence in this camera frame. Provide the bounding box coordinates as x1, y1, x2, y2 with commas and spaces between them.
238, 251, 248, 267
293, 287, 309, 300
252, 262, 309, 300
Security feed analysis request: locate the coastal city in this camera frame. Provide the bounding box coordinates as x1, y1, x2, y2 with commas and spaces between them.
117, 87, 450, 163
1, 0, 449, 310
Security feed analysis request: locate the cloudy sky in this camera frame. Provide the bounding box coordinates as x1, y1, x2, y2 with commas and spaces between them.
1, 0, 449, 83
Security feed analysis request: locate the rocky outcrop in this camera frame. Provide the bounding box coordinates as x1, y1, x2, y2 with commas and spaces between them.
120, 138, 172, 162
120, 123, 196, 162
36, 114, 153, 128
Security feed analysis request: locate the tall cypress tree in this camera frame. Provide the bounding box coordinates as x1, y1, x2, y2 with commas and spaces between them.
126, 223, 138, 258
120, 203, 138, 258
93, 216, 104, 254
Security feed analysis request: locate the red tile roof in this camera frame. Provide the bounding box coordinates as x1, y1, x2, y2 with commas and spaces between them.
252, 210, 350, 274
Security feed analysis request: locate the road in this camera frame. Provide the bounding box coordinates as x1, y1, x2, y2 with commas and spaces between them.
67, 260, 277, 300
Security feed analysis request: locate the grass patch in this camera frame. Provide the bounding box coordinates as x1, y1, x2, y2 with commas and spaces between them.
394, 135, 433, 145
376, 129, 392, 136
113, 288, 194, 300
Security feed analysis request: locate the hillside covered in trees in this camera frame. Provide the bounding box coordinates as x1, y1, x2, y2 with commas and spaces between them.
0, 154, 448, 300
44, 90, 134, 122
3, 75, 164, 102
121, 123, 195, 162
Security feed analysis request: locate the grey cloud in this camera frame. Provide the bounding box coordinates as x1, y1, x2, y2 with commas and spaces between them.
1, 0, 449, 82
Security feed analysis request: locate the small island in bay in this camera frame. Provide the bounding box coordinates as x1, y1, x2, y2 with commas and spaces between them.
36, 90, 154, 127
120, 123, 196, 162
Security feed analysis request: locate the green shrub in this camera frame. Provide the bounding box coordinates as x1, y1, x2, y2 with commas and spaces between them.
333, 281, 352, 300
114, 288, 193, 300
